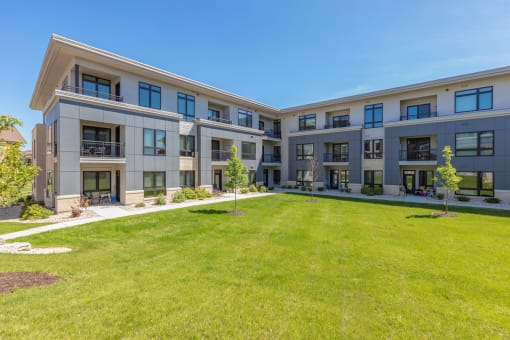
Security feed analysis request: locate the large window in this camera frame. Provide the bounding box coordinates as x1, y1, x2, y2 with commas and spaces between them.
296, 143, 314, 160
143, 129, 166, 155
364, 103, 383, 128
82, 126, 111, 142
296, 170, 312, 186
364, 139, 383, 159
456, 131, 494, 156
418, 170, 434, 188
455, 86, 493, 113
457, 171, 494, 197
143, 172, 166, 197
273, 169, 281, 185
248, 170, 256, 184
178, 93, 195, 121
332, 143, 349, 162
180, 171, 195, 188
208, 109, 221, 121
83, 171, 111, 194
241, 142, 256, 160
406, 104, 431, 120
332, 115, 349, 128
364, 170, 383, 188
273, 119, 281, 138
82, 74, 111, 99
299, 114, 316, 130
139, 82, 161, 109
179, 135, 195, 157
238, 109, 252, 127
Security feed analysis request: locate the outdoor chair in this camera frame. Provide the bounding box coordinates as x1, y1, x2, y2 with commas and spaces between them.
91, 191, 100, 205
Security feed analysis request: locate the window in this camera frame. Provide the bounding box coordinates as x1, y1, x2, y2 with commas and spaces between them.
143, 172, 166, 197
82, 126, 111, 142
406, 104, 431, 120
179, 135, 195, 157
53, 120, 58, 156
299, 114, 316, 130
364, 139, 383, 159
457, 171, 494, 196
208, 109, 220, 121
364, 103, 383, 128
296, 143, 314, 160
139, 82, 161, 109
83, 171, 111, 194
455, 86, 492, 113
273, 145, 281, 162
340, 170, 349, 186
238, 109, 252, 127
248, 170, 256, 184
180, 171, 195, 187
296, 170, 312, 186
364, 170, 383, 188
456, 131, 493, 156
46, 171, 53, 197
259, 120, 265, 131
418, 171, 434, 188
332, 115, 349, 128
82, 74, 111, 99
143, 129, 166, 155
406, 138, 431, 160
178, 93, 195, 121
273, 169, 281, 185
273, 119, 281, 138
241, 142, 256, 160
332, 143, 349, 162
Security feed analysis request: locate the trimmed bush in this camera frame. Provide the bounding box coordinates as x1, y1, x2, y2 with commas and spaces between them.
436, 193, 445, 200
455, 195, 470, 202
195, 188, 212, 200
268, 186, 274, 191
373, 187, 384, 195
172, 191, 186, 203
20, 203, 53, 220
484, 197, 500, 204
293, 185, 298, 189
155, 193, 166, 205
258, 186, 267, 193
135, 202, 146, 208
240, 188, 249, 194
317, 187, 324, 192
301, 186, 307, 191
183, 187, 197, 200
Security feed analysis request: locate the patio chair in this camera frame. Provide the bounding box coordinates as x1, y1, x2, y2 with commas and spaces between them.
91, 191, 100, 205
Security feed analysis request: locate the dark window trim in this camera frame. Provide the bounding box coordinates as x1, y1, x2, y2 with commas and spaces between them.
364, 103, 383, 128
296, 143, 314, 160
455, 86, 493, 113
332, 114, 350, 128
179, 135, 195, 157
178, 92, 196, 121
299, 114, 316, 131
241, 141, 256, 160
139, 82, 161, 109
179, 171, 195, 188
456, 171, 494, 197
143, 128, 166, 156
455, 130, 494, 157
406, 103, 431, 120
364, 170, 383, 188
83, 171, 112, 194
364, 139, 383, 159
143, 171, 166, 197
82, 74, 111, 97
238, 109, 253, 128
296, 170, 312, 186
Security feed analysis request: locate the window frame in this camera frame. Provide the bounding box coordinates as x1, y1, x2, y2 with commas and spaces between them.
296, 143, 314, 160
364, 103, 383, 128
364, 139, 383, 159
241, 141, 256, 160
364, 170, 383, 188
178, 92, 196, 121
332, 143, 349, 162
455, 86, 493, 113
332, 115, 350, 128
406, 103, 431, 120
179, 135, 195, 157
296, 170, 312, 186
457, 171, 494, 197
82, 74, 111, 99
138, 82, 161, 109
179, 171, 195, 188
143, 128, 166, 156
143, 172, 166, 197
455, 131, 494, 157
238, 109, 252, 128
83, 171, 111, 195
298, 114, 316, 131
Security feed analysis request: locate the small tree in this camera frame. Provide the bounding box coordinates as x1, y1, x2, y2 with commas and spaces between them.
0, 115, 40, 207
435, 146, 462, 214
224, 145, 249, 214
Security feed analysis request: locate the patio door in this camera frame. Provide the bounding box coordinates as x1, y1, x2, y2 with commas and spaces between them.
263, 169, 269, 186
403, 170, 415, 193
330, 169, 339, 189
213, 169, 222, 190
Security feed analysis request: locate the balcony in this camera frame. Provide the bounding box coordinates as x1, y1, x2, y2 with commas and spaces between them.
400, 112, 437, 121
323, 153, 349, 163
262, 129, 281, 139
400, 149, 437, 161
262, 154, 281, 163
81, 140, 124, 158
62, 85, 123, 102
208, 116, 232, 124
211, 150, 231, 161
324, 122, 350, 129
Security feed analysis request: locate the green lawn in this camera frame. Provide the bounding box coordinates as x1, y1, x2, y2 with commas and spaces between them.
0, 222, 50, 235
1, 194, 509, 338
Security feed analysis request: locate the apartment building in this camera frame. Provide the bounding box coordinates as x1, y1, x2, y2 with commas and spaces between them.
30, 35, 510, 212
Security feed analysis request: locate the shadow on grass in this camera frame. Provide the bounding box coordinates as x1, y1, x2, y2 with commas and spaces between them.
282, 192, 510, 218
189, 209, 229, 215
405, 214, 439, 219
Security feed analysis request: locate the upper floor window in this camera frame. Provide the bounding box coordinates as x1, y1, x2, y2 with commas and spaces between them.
296, 143, 314, 160
299, 114, 316, 130
406, 104, 431, 120
178, 93, 195, 121
332, 115, 349, 128
241, 141, 256, 160
273, 119, 281, 137
455, 86, 493, 113
364, 104, 383, 128
143, 128, 166, 155
332, 143, 349, 161
179, 135, 195, 157
139, 82, 161, 109
259, 120, 265, 131
455, 131, 494, 156
208, 109, 220, 121
364, 139, 383, 159
238, 109, 252, 127
83, 74, 111, 99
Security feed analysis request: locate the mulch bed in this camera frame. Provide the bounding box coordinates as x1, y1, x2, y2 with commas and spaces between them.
431, 212, 458, 218
0, 272, 59, 294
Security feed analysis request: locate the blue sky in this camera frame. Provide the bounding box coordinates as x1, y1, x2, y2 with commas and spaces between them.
2, 0, 510, 145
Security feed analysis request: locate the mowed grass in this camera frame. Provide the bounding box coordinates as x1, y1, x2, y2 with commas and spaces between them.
0, 194, 509, 338
0, 222, 50, 235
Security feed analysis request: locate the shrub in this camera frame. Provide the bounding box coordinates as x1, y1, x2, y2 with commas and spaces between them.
307, 187, 312, 192
293, 185, 298, 189
20, 203, 53, 220
317, 187, 324, 191
71, 207, 81, 218
195, 188, 212, 200
135, 202, 146, 208
268, 186, 274, 191
258, 185, 267, 193
301, 186, 307, 191
436, 193, 445, 200
155, 193, 166, 205
373, 187, 384, 195
183, 187, 197, 200
484, 197, 500, 204
455, 195, 470, 202
172, 191, 186, 203
240, 188, 249, 194
248, 184, 257, 192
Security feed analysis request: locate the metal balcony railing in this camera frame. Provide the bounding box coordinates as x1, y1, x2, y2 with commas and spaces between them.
180, 150, 195, 157
81, 140, 124, 158
62, 85, 123, 102
400, 112, 437, 121
263, 129, 281, 138
208, 116, 232, 124
323, 153, 349, 162
263, 154, 281, 162
324, 122, 350, 129
211, 150, 231, 161
400, 149, 437, 161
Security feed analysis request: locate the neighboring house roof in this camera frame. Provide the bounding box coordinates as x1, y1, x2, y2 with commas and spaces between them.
0, 126, 26, 144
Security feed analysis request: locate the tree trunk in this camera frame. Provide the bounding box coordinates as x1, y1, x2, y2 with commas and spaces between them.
234, 185, 237, 213
445, 189, 449, 214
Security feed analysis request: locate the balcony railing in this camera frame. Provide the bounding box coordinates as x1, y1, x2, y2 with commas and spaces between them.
208, 116, 232, 124
180, 150, 195, 157
263, 154, 281, 162
62, 85, 123, 102
324, 122, 350, 129
81, 140, 124, 158
262, 129, 281, 138
211, 150, 231, 161
400, 112, 437, 121
400, 149, 437, 161
323, 153, 349, 162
